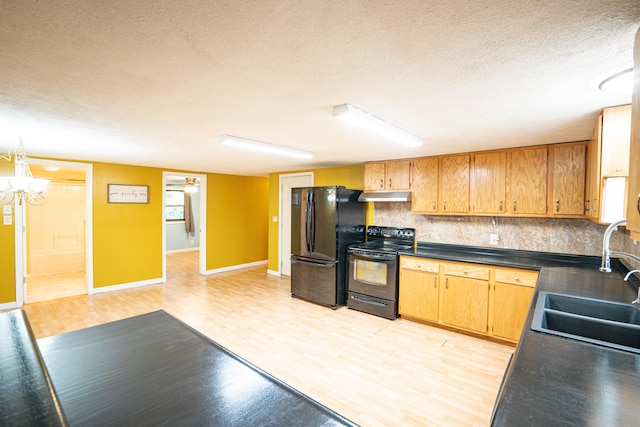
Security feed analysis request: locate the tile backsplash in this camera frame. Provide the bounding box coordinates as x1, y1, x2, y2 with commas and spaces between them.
373, 202, 639, 264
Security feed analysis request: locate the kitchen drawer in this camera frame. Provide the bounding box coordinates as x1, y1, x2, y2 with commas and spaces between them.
400, 257, 439, 273
442, 262, 489, 281
494, 268, 538, 287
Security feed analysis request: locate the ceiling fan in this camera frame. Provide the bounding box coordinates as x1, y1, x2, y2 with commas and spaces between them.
166, 177, 198, 193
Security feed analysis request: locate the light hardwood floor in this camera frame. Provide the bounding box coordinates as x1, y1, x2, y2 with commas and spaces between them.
27, 271, 86, 303
22, 251, 513, 426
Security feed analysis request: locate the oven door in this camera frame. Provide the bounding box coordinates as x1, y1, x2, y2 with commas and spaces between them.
347, 251, 398, 301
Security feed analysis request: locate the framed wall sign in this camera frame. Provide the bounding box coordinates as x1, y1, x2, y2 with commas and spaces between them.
108, 184, 149, 204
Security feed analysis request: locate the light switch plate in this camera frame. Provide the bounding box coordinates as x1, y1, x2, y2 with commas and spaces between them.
3, 215, 11, 225
2, 205, 11, 215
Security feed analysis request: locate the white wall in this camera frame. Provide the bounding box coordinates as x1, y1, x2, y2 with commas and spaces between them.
28, 182, 86, 275
165, 189, 200, 252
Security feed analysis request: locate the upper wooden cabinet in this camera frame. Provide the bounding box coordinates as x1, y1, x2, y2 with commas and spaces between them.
585, 115, 603, 220
473, 151, 506, 214
364, 160, 411, 191
439, 155, 470, 213
506, 147, 548, 215
550, 143, 587, 216
628, 28, 640, 240
601, 105, 632, 177
586, 105, 632, 223
363, 162, 385, 190
390, 142, 589, 219
411, 155, 469, 214
411, 157, 439, 213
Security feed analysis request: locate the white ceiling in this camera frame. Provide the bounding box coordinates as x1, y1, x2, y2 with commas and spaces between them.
0, 1, 638, 176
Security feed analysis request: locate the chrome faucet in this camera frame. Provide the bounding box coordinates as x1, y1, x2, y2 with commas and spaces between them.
600, 218, 640, 272
624, 270, 640, 304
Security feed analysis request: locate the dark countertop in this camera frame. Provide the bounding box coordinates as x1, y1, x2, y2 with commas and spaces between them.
38, 310, 356, 427
400, 242, 640, 426
0, 310, 67, 426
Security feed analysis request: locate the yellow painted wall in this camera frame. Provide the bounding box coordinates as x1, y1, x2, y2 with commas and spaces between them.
93, 163, 163, 287
0, 160, 16, 304
267, 164, 368, 272
0, 158, 270, 302
94, 164, 270, 285
206, 173, 269, 269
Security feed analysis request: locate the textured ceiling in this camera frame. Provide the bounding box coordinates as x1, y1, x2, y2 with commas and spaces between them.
0, 1, 638, 176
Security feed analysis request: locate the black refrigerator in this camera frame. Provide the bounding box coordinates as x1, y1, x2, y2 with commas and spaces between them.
290, 186, 365, 309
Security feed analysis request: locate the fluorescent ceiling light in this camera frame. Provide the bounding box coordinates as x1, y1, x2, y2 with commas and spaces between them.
332, 104, 423, 148
219, 135, 313, 160
599, 68, 633, 95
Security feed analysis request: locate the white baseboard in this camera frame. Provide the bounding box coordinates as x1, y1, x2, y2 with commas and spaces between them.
267, 269, 281, 276
166, 248, 199, 254
204, 260, 267, 275
0, 301, 18, 311
92, 277, 164, 294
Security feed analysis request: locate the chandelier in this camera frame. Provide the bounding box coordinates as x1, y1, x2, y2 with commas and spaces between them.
0, 139, 49, 206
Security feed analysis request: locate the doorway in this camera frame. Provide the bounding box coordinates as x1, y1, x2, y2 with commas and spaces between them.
22, 161, 93, 304
162, 172, 207, 280
279, 172, 313, 276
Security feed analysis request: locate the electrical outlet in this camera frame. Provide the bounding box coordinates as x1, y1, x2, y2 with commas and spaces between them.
489, 233, 499, 245
190, 239, 195, 245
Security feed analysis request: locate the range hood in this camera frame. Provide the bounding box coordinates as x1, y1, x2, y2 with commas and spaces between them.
358, 191, 412, 202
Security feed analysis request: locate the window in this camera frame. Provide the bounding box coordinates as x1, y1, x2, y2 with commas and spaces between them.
165, 190, 185, 221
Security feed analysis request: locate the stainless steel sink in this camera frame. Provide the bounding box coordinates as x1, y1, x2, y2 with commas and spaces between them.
531, 292, 640, 354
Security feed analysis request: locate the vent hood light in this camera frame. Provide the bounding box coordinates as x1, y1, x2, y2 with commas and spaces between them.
358, 191, 412, 202
599, 68, 633, 95
219, 135, 313, 159
332, 104, 423, 148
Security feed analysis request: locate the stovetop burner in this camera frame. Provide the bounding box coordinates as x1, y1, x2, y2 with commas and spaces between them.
348, 226, 416, 254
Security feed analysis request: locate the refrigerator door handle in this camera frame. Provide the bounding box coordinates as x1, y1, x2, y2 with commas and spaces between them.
305, 191, 312, 253
310, 191, 316, 253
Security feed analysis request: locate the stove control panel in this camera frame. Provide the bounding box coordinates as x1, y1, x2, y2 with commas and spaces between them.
366, 226, 415, 242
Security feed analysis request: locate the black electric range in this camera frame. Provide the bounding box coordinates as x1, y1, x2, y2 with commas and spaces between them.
346, 226, 415, 319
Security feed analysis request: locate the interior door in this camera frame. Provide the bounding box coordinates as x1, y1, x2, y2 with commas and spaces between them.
280, 173, 313, 276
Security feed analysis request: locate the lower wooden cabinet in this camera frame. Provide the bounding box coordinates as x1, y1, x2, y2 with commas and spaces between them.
441, 275, 490, 333
489, 267, 537, 341
398, 265, 439, 322
399, 256, 538, 343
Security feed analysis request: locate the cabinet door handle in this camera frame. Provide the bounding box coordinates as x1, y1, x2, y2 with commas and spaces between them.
556, 199, 560, 212
433, 277, 437, 288
389, 178, 392, 188
499, 199, 503, 211
592, 198, 597, 213
445, 278, 448, 289
584, 199, 590, 213
379, 179, 384, 189
432, 200, 436, 210
463, 270, 468, 275
514, 277, 520, 282
513, 199, 517, 212
443, 199, 447, 210
637, 194, 640, 215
